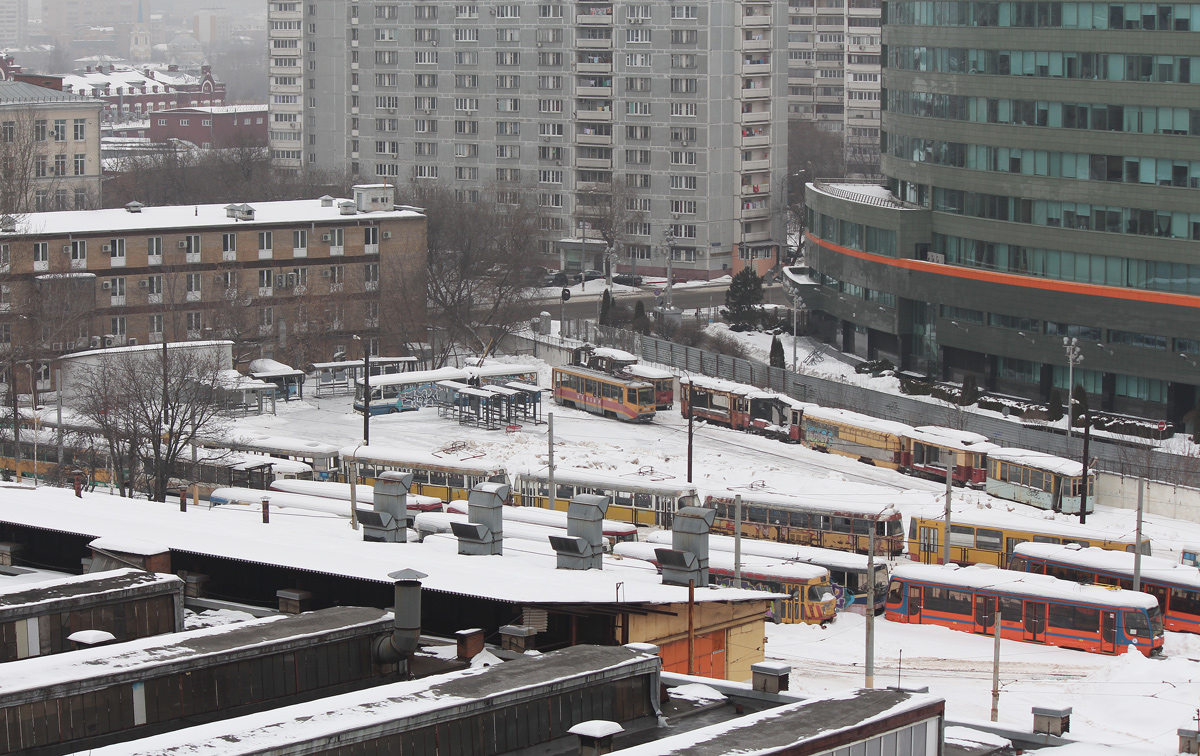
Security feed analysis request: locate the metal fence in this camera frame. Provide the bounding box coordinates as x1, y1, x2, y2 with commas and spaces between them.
588, 324, 1200, 487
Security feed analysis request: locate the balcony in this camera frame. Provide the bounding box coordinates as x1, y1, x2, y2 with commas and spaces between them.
575, 132, 612, 145
147, 254, 162, 266
186, 290, 201, 302
740, 134, 770, 148
576, 109, 612, 122
293, 246, 308, 258
741, 110, 770, 124
740, 62, 772, 75
741, 86, 771, 100
365, 281, 379, 292
742, 229, 774, 242
70, 258, 86, 270
576, 38, 612, 49
33, 260, 47, 272
258, 248, 272, 260
149, 332, 163, 343
576, 157, 612, 169
738, 204, 771, 220
186, 251, 200, 263
576, 62, 613, 74
330, 282, 344, 293
148, 293, 162, 305
741, 13, 771, 26
740, 183, 770, 196
330, 245, 344, 256
364, 243, 379, 255
223, 250, 237, 262
742, 37, 770, 52
576, 13, 613, 24
110, 294, 125, 307
258, 286, 273, 298
742, 158, 771, 171
575, 86, 611, 97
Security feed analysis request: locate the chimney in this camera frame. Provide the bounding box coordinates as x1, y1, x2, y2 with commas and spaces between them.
1032, 706, 1071, 736
361, 471, 411, 542
456, 628, 485, 660
550, 493, 608, 570
452, 483, 507, 555
0, 542, 22, 566
567, 721, 624, 756
655, 506, 715, 587
373, 568, 426, 670
87, 537, 171, 573
499, 624, 537, 652
275, 588, 312, 614
751, 661, 791, 693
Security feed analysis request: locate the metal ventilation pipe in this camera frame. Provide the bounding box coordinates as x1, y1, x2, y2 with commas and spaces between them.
374, 568, 427, 668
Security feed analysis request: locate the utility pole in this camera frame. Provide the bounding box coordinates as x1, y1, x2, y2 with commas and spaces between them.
990, 603, 1001, 721
942, 460, 955, 565
865, 511, 877, 689
1064, 337, 1082, 440
733, 494, 743, 588
1079, 410, 1091, 524
547, 412, 555, 511
1133, 479, 1144, 591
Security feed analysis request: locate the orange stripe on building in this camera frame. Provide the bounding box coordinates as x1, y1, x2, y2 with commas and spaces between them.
806, 234, 1200, 310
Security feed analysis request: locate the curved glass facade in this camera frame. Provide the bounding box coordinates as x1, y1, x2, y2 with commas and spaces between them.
801, 1, 1200, 418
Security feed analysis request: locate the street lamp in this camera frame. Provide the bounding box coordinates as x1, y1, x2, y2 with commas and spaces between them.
660, 225, 677, 310
864, 503, 896, 690
353, 334, 371, 445
686, 382, 706, 483
1063, 337, 1083, 440
346, 438, 366, 530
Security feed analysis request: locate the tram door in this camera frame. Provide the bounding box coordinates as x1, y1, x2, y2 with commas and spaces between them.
1023, 602, 1047, 642
907, 585, 923, 622
973, 595, 996, 635
919, 526, 940, 564
1100, 611, 1117, 654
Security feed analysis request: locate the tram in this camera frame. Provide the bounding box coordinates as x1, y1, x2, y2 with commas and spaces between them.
705, 491, 905, 556
511, 468, 696, 527
551, 365, 656, 422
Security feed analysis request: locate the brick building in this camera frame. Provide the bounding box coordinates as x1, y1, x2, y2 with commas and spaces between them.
147, 105, 268, 148
0, 185, 427, 393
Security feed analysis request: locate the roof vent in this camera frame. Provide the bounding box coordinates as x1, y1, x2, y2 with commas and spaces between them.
0, 215, 14, 232
224, 203, 239, 218
361, 471, 411, 543
234, 203, 254, 221
656, 506, 715, 587
339, 200, 357, 216
124, 201, 144, 214
319, 195, 335, 207
453, 482, 507, 556
551, 494, 608, 570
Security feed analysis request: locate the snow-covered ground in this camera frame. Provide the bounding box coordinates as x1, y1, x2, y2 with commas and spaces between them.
225, 367, 1200, 753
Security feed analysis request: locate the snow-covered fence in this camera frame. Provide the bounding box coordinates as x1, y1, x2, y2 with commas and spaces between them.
1096, 472, 1200, 521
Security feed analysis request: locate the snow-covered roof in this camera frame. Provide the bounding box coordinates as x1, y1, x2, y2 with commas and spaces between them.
346, 444, 505, 473
268, 479, 441, 510
57, 339, 232, 362
648, 530, 877, 574
90, 536, 169, 555
624, 364, 674, 380
2, 197, 423, 238
309, 357, 417, 370
803, 405, 914, 437
363, 367, 474, 388
79, 646, 656, 756
912, 502, 1137, 544
513, 467, 696, 496
223, 435, 341, 457
706, 488, 902, 518
680, 375, 756, 395
591, 347, 638, 362
162, 104, 268, 115
0, 485, 774, 607
987, 447, 1086, 477
615, 542, 828, 583
808, 182, 918, 211
446, 499, 636, 534
0, 568, 180, 610
217, 369, 273, 391
1013, 542, 1200, 590
890, 563, 1159, 610
0, 80, 101, 104
904, 426, 1000, 453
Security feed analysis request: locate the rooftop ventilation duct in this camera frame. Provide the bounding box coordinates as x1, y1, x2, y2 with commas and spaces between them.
124, 201, 143, 214
550, 493, 608, 570
655, 506, 714, 587
319, 195, 334, 207
361, 471, 411, 542
373, 568, 426, 673
453, 483, 507, 555
339, 200, 358, 215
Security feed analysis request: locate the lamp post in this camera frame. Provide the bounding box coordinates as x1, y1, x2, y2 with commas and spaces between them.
347, 439, 365, 530
865, 504, 895, 689
660, 226, 677, 310
25, 364, 36, 488
353, 334, 371, 444
1063, 337, 1083, 440
686, 383, 705, 484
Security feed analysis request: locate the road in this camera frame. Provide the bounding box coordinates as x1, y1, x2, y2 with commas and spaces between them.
527, 283, 791, 320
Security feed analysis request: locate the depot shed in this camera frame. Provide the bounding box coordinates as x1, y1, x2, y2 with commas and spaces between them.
0, 606, 402, 755
0, 568, 183, 661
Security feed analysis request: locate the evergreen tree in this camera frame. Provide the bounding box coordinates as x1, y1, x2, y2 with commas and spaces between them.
632, 300, 651, 335
1047, 388, 1064, 421
1070, 384, 1089, 428
724, 268, 765, 328
960, 373, 979, 405
598, 290, 613, 326
769, 335, 786, 368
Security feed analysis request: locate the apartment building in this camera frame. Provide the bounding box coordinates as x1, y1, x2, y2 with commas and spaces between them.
786, 0, 882, 176
802, 2, 1200, 422
0, 186, 427, 392
0, 81, 103, 214
268, 0, 789, 279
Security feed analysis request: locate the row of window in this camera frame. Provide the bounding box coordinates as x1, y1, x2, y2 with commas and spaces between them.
32, 188, 91, 212
94, 265, 378, 299
887, 90, 1200, 137
933, 233, 1200, 295
369, 4, 701, 20
887, 133, 1200, 188
806, 209, 899, 257
813, 268, 898, 308
28, 153, 89, 178
373, 50, 704, 68
392, 28, 703, 46
0, 118, 87, 143
889, 46, 1198, 83
891, 1, 1198, 29
932, 188, 1200, 242
392, 105, 705, 136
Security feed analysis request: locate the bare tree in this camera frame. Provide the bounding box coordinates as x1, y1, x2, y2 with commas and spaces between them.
787, 119, 848, 229
573, 178, 648, 281
70, 345, 230, 501
393, 183, 543, 364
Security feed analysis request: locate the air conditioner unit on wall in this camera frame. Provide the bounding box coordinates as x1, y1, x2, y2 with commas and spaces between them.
381, 231, 392, 239
177, 240, 189, 248
139, 279, 149, 288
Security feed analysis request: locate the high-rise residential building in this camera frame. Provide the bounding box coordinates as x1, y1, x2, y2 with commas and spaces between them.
268, 0, 789, 279
0, 0, 27, 48
785, 0, 882, 175
801, 2, 1200, 422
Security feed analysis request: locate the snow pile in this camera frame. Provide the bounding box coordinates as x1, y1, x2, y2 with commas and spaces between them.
669, 683, 727, 703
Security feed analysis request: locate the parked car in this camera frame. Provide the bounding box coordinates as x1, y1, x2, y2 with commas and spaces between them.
612, 274, 644, 286
575, 269, 605, 283
544, 271, 570, 287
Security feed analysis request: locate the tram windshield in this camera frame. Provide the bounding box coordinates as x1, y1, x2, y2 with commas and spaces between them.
808, 583, 834, 602
1148, 606, 1164, 636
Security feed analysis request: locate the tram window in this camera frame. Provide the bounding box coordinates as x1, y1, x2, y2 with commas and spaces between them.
946, 590, 971, 615
886, 519, 903, 536
791, 511, 809, 528
1171, 587, 1200, 616
976, 528, 1003, 551
1147, 583, 1168, 611
410, 469, 429, 483
1048, 564, 1087, 582
1124, 611, 1149, 637
1028, 469, 1044, 491
614, 490, 634, 507
488, 473, 506, 483
1033, 535, 1060, 544
1049, 603, 1099, 631
887, 580, 903, 605
769, 509, 789, 526
814, 514, 831, 531
830, 517, 852, 533
908, 520, 918, 540
633, 493, 653, 509
852, 519, 870, 536
1009, 556, 1028, 571
949, 525, 975, 547
556, 484, 573, 499
1000, 596, 1023, 621
748, 506, 769, 523
808, 585, 828, 601
428, 471, 447, 486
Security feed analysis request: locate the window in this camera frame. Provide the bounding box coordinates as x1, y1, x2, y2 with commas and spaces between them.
496, 121, 519, 135
147, 236, 162, 262
626, 53, 652, 67
539, 169, 563, 183
496, 97, 520, 112
670, 29, 698, 43
671, 5, 698, 18
539, 51, 564, 66
496, 144, 519, 158
33, 120, 46, 141
455, 51, 479, 64
538, 145, 563, 159
455, 97, 479, 112
625, 77, 651, 92
671, 199, 697, 215
496, 27, 520, 41
456, 4, 478, 17
0, 122, 11, 142
455, 120, 479, 135
258, 231, 273, 257
186, 272, 202, 300
671, 102, 699, 117
69, 240, 86, 263
670, 151, 697, 165
627, 101, 652, 116
539, 99, 563, 113
455, 74, 478, 88
539, 3, 563, 17
626, 28, 652, 43
258, 269, 274, 290
455, 166, 479, 180
73, 118, 86, 141
186, 311, 203, 335
293, 229, 308, 253
52, 119, 66, 141
496, 167, 520, 181
671, 54, 697, 69
496, 52, 520, 66
415, 73, 438, 88
53, 153, 66, 176
670, 78, 697, 93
